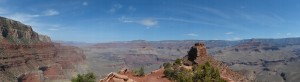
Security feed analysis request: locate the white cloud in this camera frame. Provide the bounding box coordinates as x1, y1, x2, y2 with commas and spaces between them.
118, 16, 133, 23
82, 1, 88, 6
139, 18, 158, 27
225, 32, 234, 35
286, 33, 292, 36
118, 16, 159, 29
5, 13, 40, 23
44, 9, 59, 16
128, 6, 136, 12
108, 4, 123, 13
185, 33, 198, 37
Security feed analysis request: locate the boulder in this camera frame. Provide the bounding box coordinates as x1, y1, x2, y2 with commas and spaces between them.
112, 77, 125, 82
112, 73, 128, 80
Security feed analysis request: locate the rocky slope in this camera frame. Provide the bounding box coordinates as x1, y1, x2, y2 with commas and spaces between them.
99, 43, 249, 82
213, 40, 300, 82
0, 16, 86, 82
182, 43, 250, 82
78, 38, 300, 82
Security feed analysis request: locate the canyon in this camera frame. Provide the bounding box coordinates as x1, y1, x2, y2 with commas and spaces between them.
71, 38, 300, 82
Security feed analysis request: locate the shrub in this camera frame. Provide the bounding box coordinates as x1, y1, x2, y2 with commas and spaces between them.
174, 58, 182, 66
163, 61, 226, 82
175, 70, 193, 82
163, 62, 172, 69
163, 68, 174, 78
71, 72, 96, 82
134, 67, 145, 76
193, 62, 226, 82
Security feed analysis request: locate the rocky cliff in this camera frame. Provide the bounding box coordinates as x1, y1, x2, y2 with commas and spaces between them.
38, 35, 51, 42
0, 16, 86, 82
182, 43, 250, 82
100, 43, 250, 82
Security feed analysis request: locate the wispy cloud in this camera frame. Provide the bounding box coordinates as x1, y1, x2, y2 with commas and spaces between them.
139, 18, 158, 28
82, 1, 88, 6
185, 33, 198, 37
0, 6, 63, 35
200, 7, 231, 19
237, 11, 285, 28
156, 17, 217, 26
44, 9, 59, 16
108, 4, 123, 13
118, 16, 133, 23
118, 16, 158, 28
48, 25, 63, 31
225, 32, 234, 35
6, 13, 40, 23
163, 5, 251, 31
286, 33, 292, 36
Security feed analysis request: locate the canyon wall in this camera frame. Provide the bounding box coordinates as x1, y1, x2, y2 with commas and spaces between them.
0, 16, 86, 82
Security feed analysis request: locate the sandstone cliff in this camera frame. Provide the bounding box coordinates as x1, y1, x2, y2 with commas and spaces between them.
0, 16, 51, 44
0, 16, 86, 82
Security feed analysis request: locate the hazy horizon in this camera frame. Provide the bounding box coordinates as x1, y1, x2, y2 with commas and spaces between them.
56, 36, 300, 43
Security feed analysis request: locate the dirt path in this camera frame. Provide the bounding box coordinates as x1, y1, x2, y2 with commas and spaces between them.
122, 68, 171, 82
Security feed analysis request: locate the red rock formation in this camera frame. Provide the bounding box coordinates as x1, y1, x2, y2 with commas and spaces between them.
183, 42, 249, 82
0, 42, 86, 82
0, 16, 86, 82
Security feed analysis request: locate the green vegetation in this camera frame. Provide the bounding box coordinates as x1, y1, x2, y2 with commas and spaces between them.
174, 58, 182, 66
134, 67, 145, 76
71, 72, 96, 82
163, 62, 172, 69
163, 61, 226, 82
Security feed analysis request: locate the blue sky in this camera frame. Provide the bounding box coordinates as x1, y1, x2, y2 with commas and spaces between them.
0, 0, 300, 42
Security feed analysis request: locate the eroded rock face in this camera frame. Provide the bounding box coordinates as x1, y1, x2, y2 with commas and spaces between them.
0, 16, 86, 82
0, 43, 86, 82
0, 16, 53, 44
184, 42, 208, 66
39, 35, 51, 42
183, 43, 250, 82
